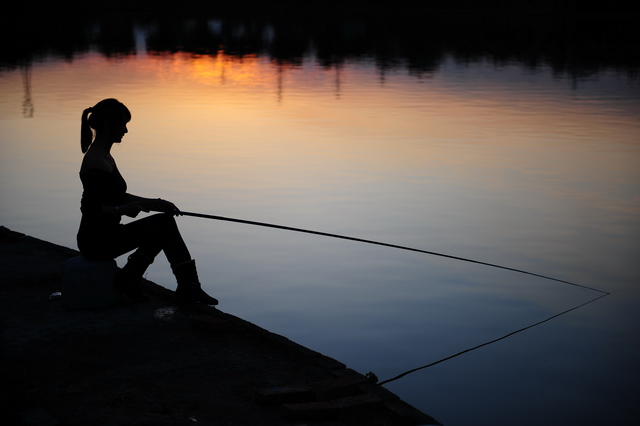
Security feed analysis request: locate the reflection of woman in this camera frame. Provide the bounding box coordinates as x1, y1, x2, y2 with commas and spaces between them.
76, 98, 217, 305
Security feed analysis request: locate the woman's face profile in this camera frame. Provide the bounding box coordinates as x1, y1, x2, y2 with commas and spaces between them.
113, 120, 128, 143
104, 115, 129, 143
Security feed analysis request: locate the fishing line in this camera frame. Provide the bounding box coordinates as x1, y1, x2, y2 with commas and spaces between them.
378, 292, 609, 385
180, 210, 607, 294
179, 210, 610, 383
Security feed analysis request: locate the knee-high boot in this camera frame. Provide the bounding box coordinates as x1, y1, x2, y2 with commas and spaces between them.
172, 260, 218, 305
114, 252, 152, 303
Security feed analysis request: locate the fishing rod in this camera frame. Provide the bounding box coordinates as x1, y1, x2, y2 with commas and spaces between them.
179, 209, 610, 384
179, 210, 608, 295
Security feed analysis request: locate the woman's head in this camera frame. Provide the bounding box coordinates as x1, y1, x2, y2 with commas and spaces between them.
80, 98, 131, 153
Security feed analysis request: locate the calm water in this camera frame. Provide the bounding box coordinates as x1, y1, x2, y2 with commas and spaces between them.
1, 15, 639, 425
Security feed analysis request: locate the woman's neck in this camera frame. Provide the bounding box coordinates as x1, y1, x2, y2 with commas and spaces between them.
89, 136, 114, 155
81, 137, 116, 174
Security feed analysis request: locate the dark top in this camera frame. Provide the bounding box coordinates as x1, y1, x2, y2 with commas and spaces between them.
78, 165, 128, 237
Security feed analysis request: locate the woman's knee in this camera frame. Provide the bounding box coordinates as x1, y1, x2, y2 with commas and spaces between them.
151, 213, 178, 230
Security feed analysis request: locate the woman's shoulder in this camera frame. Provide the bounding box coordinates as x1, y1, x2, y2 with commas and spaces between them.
80, 151, 115, 175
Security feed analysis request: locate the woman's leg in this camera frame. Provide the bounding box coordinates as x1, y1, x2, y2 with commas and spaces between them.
112, 213, 191, 265
86, 214, 189, 302
80, 213, 190, 264
114, 214, 217, 305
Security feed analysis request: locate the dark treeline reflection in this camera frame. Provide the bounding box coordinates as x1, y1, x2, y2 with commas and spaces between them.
2, 11, 638, 79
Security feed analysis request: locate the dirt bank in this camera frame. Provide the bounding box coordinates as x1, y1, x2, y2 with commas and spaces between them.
0, 226, 439, 426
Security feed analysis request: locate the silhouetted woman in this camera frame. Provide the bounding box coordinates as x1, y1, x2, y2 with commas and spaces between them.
77, 98, 218, 305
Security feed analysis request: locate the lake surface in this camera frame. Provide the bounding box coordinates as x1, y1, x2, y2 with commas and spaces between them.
1, 14, 639, 425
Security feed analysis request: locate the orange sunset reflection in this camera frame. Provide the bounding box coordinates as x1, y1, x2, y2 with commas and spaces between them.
142, 52, 287, 88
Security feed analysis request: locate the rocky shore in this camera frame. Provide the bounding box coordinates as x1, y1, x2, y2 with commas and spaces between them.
0, 226, 439, 426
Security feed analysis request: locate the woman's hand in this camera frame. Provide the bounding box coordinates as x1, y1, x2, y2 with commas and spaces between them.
153, 198, 181, 215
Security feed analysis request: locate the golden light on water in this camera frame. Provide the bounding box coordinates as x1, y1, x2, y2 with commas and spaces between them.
1, 51, 637, 199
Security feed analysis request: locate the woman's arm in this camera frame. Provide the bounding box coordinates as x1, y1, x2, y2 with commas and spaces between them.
98, 195, 178, 218
102, 202, 148, 218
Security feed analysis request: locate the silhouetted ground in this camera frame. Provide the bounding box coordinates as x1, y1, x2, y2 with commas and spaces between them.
0, 226, 438, 426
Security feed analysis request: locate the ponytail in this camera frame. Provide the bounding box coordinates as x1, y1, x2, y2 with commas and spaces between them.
80, 107, 93, 153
